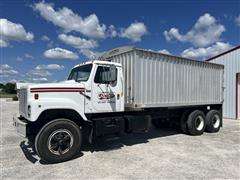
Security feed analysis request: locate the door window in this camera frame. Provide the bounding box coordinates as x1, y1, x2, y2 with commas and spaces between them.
94, 66, 117, 84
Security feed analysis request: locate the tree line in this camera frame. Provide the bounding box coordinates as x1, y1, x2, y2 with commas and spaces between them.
0, 83, 17, 94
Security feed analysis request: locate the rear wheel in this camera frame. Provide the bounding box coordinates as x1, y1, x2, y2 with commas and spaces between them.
35, 119, 82, 163
187, 110, 206, 136
205, 110, 221, 133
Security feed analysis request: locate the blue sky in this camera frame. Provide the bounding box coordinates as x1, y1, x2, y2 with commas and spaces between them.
0, 0, 239, 83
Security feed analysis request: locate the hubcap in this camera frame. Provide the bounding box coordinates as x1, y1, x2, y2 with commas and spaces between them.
195, 116, 204, 131
213, 115, 220, 128
48, 129, 74, 155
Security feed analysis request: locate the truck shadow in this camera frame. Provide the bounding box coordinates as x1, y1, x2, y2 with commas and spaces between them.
82, 126, 179, 152
20, 141, 38, 163
19, 140, 84, 164
19, 126, 180, 164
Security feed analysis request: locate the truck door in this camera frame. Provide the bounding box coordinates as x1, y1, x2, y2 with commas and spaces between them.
91, 65, 123, 112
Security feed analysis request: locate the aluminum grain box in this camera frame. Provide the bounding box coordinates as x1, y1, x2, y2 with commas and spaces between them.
102, 46, 224, 109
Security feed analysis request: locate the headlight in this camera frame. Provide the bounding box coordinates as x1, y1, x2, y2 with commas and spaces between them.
27, 105, 31, 117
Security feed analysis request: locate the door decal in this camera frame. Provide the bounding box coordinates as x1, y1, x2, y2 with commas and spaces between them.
97, 92, 115, 104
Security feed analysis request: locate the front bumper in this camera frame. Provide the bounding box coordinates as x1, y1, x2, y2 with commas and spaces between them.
13, 114, 27, 138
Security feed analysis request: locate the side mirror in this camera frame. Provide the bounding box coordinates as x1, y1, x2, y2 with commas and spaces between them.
109, 65, 117, 82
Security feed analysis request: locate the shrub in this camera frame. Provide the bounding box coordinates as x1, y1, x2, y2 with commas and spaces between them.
12, 96, 18, 101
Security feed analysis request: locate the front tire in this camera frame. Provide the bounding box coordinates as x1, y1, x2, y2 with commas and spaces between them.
187, 110, 206, 136
35, 119, 82, 163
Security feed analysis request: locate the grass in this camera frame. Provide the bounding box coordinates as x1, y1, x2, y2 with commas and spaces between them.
0, 92, 16, 98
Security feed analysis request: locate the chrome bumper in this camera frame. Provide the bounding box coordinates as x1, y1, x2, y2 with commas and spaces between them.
13, 114, 27, 138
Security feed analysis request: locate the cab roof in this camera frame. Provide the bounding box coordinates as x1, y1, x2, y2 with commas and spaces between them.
73, 60, 122, 68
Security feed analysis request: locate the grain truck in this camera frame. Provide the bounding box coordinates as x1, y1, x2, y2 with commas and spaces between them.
13, 46, 224, 163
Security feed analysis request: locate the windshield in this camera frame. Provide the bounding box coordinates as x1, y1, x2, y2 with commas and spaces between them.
68, 64, 93, 82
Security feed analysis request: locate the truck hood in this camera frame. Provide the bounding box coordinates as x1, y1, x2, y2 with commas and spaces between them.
17, 80, 85, 90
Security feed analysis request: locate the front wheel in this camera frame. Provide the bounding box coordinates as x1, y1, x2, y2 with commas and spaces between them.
35, 119, 82, 163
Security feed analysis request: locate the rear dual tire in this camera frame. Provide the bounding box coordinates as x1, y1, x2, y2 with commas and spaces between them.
205, 110, 221, 133
187, 110, 206, 136
181, 109, 221, 135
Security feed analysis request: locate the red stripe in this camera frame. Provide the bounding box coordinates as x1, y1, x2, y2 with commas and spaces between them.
31, 87, 85, 90
206, 45, 240, 61
30, 87, 85, 93
31, 90, 85, 92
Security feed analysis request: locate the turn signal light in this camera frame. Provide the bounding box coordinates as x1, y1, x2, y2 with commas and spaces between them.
34, 94, 39, 100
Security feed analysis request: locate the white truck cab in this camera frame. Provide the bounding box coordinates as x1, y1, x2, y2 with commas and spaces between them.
17, 60, 124, 123
13, 47, 223, 163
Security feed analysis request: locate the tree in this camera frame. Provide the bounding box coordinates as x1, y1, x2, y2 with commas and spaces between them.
3, 83, 16, 94
0, 83, 4, 89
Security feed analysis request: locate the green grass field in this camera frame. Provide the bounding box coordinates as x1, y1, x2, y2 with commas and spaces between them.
0, 92, 16, 98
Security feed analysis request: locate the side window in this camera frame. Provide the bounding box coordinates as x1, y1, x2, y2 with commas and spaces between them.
94, 66, 117, 84
94, 66, 110, 84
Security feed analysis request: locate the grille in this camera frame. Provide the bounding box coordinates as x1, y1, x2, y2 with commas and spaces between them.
19, 89, 27, 116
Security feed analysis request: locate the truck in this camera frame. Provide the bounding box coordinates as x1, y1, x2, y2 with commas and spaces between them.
13, 46, 224, 163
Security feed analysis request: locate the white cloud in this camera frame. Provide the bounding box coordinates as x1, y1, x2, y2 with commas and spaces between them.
164, 13, 225, 47
0, 39, 8, 48
31, 77, 48, 82
41, 35, 50, 41
25, 53, 34, 59
181, 42, 232, 59
158, 49, 171, 55
28, 69, 52, 77
235, 15, 240, 27
147, 48, 171, 55
58, 34, 98, 49
47, 41, 54, 48
33, 1, 106, 39
0, 64, 11, 69
80, 49, 105, 59
164, 28, 180, 42
0, 74, 9, 78
107, 25, 117, 37
120, 22, 147, 42
0, 18, 34, 47
9, 79, 18, 83
35, 64, 64, 70
0, 64, 18, 75
44, 48, 79, 60
41, 35, 54, 47
16, 57, 23, 62
16, 54, 33, 62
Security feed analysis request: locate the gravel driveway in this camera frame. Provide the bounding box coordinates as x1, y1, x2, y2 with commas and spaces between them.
1, 99, 240, 179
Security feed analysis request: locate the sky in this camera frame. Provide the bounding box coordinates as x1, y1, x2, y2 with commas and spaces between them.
0, 0, 239, 83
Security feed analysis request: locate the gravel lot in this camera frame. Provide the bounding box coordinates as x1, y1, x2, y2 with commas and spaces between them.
1, 98, 240, 179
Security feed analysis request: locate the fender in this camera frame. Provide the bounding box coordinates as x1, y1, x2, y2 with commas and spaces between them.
28, 97, 87, 122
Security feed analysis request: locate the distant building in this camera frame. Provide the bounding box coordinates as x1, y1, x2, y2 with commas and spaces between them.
207, 46, 240, 119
